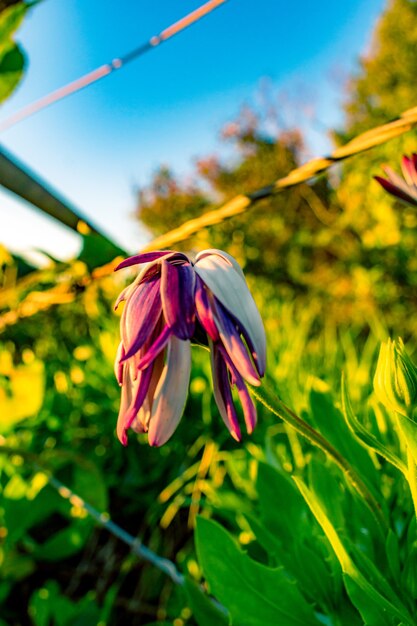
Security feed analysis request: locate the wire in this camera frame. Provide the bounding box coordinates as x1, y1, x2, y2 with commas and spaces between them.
0, 0, 228, 132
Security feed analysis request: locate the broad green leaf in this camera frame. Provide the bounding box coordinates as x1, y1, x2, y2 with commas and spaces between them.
309, 385, 378, 488
253, 462, 342, 607
196, 516, 321, 626
184, 578, 229, 626
294, 477, 414, 626
256, 462, 307, 543
341, 375, 406, 475
343, 575, 397, 626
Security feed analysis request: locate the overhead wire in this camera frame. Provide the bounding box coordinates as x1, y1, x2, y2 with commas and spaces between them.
0, 0, 228, 132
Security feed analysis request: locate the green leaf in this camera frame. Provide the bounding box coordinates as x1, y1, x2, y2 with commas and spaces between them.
0, 43, 24, 102
341, 375, 406, 474
195, 516, 321, 626
256, 462, 307, 542
309, 385, 378, 487
184, 578, 229, 626
0, 2, 27, 52
0, 2, 29, 103
294, 477, 414, 626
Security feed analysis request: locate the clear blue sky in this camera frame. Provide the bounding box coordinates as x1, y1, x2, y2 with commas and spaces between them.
0, 0, 385, 262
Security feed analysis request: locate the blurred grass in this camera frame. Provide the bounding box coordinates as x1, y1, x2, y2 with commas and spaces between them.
1, 244, 412, 624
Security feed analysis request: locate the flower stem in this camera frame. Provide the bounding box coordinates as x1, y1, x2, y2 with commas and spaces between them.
251, 381, 387, 533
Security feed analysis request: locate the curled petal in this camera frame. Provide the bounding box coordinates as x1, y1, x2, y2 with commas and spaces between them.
131, 351, 165, 433
213, 299, 260, 386
195, 276, 219, 341
210, 341, 241, 441
117, 364, 153, 445
136, 324, 172, 371
220, 346, 257, 433
115, 251, 174, 271
114, 342, 125, 385
195, 253, 266, 376
120, 277, 162, 360
148, 337, 191, 446
161, 261, 195, 339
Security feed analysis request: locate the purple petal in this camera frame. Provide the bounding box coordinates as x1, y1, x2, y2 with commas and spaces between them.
220, 346, 257, 433
114, 342, 125, 384
115, 251, 173, 271
213, 299, 260, 386
195, 276, 219, 341
210, 342, 242, 441
120, 277, 162, 361
148, 337, 191, 446
161, 260, 195, 340
374, 176, 417, 206
117, 364, 153, 445
381, 166, 417, 201
401, 155, 417, 187
136, 324, 171, 370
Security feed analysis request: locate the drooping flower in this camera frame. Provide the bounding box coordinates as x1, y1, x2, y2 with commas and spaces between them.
114, 249, 266, 447
374, 154, 417, 207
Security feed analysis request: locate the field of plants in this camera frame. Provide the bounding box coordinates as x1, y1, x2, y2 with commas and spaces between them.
3, 0, 417, 624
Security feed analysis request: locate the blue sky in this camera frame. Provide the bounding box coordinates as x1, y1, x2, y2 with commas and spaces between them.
0, 0, 385, 261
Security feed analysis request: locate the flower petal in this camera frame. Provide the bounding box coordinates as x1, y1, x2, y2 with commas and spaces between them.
117, 364, 153, 445
115, 251, 174, 271
220, 346, 257, 433
194, 253, 266, 376
114, 342, 125, 384
213, 299, 260, 386
209, 341, 241, 441
136, 324, 171, 370
161, 260, 195, 339
120, 277, 162, 360
195, 276, 219, 341
401, 155, 417, 188
195, 248, 245, 279
148, 337, 191, 446
375, 175, 417, 206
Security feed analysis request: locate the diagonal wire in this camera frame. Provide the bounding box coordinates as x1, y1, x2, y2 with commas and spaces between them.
0, 0, 228, 132
1, 102, 417, 331
139, 104, 417, 252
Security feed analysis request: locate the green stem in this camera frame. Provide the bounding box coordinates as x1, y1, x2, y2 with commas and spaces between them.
407, 448, 417, 520
251, 381, 387, 533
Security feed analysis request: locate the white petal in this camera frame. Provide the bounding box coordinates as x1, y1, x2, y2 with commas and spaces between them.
195, 248, 245, 279
194, 253, 266, 375
147, 337, 191, 446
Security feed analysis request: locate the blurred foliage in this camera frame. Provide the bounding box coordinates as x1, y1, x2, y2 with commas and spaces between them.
3, 0, 417, 623
136, 0, 417, 335
0, 1, 33, 103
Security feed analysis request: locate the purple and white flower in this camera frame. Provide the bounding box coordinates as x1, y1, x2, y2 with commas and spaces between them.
375, 154, 417, 207
114, 249, 266, 446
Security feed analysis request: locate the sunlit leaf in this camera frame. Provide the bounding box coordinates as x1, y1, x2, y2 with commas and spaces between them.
196, 516, 321, 626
